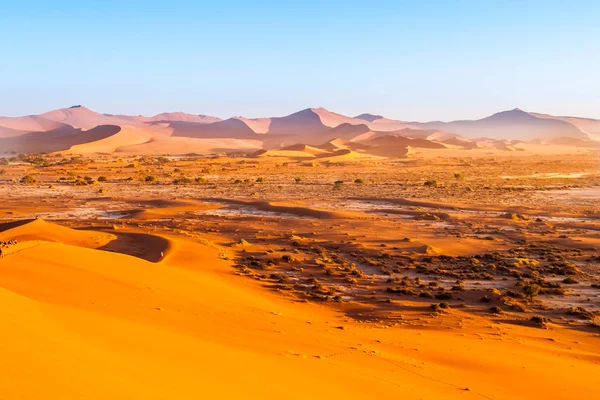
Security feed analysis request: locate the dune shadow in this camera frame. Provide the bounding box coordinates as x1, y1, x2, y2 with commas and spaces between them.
0, 219, 36, 233
96, 231, 171, 263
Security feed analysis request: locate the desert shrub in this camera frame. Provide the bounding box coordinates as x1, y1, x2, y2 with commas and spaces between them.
354, 178, 364, 184
435, 291, 453, 300
423, 180, 437, 187
502, 297, 527, 312
566, 306, 594, 319
255, 177, 264, 183
453, 173, 464, 180
145, 175, 158, 183
480, 295, 491, 303
195, 177, 207, 184
334, 180, 344, 187
562, 277, 578, 284
490, 306, 503, 314
530, 316, 549, 327
386, 287, 416, 296
20, 175, 37, 184
522, 283, 541, 301
97, 176, 108, 182
173, 177, 193, 184
419, 291, 434, 298
294, 177, 302, 183
451, 284, 465, 291
280, 254, 294, 263
0, 158, 9, 165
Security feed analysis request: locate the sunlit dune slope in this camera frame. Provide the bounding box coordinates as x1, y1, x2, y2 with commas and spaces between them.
68, 125, 151, 153
0, 219, 598, 399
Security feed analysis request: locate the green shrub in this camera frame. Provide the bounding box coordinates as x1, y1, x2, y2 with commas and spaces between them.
522, 283, 541, 301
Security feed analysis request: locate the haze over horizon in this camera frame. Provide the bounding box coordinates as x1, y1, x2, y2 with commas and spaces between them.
1, 0, 599, 120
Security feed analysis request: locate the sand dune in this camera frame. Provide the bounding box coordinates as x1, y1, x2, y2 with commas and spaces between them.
0, 218, 597, 399
40, 106, 143, 130
532, 112, 600, 140
0, 125, 29, 139
253, 149, 317, 158
171, 118, 258, 139
119, 136, 262, 155
0, 125, 121, 154
232, 116, 272, 133
0, 114, 70, 133
316, 148, 384, 162
39, 106, 221, 130
0, 219, 115, 248
281, 143, 330, 155
309, 107, 366, 127
1, 106, 598, 157
68, 125, 151, 154
149, 112, 221, 124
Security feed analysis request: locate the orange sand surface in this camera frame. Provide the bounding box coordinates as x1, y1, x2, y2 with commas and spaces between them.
0, 219, 598, 399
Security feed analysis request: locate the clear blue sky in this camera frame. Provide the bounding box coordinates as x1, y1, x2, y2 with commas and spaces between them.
1, 0, 598, 121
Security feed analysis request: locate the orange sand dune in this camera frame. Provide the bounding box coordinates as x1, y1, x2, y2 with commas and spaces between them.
233, 116, 272, 133
0, 219, 597, 399
0, 219, 115, 248
0, 114, 69, 133
254, 149, 318, 158
68, 125, 151, 153
281, 143, 330, 155
118, 136, 263, 154
316, 148, 384, 162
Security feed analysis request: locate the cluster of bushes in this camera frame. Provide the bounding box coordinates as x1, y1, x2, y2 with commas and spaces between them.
20, 175, 37, 184
172, 176, 208, 185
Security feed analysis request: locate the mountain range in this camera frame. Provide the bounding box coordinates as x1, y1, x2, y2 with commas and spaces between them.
0, 105, 598, 157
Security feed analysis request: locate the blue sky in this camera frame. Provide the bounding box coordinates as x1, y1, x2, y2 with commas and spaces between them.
1, 0, 598, 120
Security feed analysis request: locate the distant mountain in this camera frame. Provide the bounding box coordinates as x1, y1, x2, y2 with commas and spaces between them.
415, 109, 589, 140
149, 112, 221, 124
0, 105, 597, 155
354, 113, 384, 122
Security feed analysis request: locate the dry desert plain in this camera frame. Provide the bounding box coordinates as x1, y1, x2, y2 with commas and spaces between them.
0, 149, 599, 399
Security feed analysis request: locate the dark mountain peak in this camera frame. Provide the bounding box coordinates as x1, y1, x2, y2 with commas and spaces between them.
482, 108, 535, 122
355, 113, 384, 122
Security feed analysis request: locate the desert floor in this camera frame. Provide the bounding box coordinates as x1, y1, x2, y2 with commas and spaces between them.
0, 151, 599, 399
